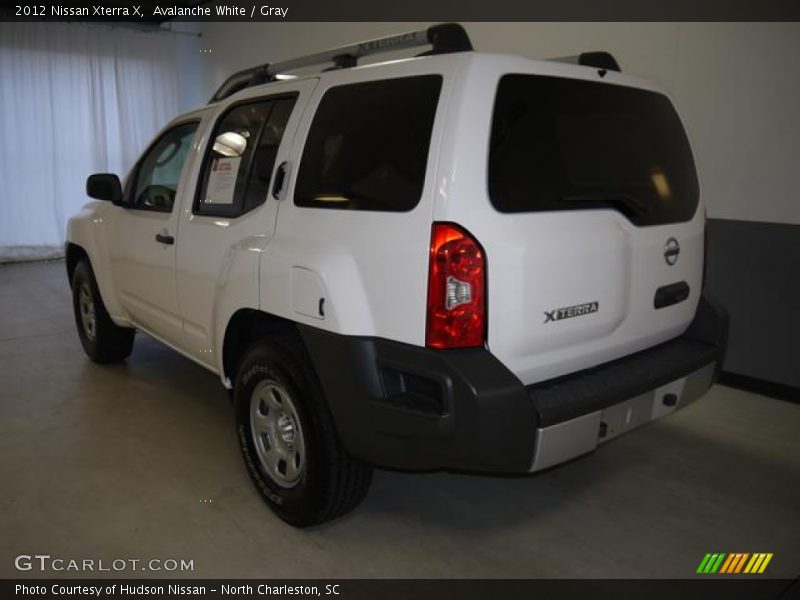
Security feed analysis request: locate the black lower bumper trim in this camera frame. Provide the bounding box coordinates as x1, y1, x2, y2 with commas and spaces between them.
528, 337, 718, 427
298, 293, 728, 474
298, 326, 537, 473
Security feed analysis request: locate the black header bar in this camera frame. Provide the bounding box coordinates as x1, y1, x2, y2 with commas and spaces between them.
3, 0, 800, 22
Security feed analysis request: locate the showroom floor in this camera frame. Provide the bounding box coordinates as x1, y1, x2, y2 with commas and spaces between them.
1, 260, 798, 579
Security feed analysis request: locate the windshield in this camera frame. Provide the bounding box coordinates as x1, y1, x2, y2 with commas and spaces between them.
488, 74, 699, 226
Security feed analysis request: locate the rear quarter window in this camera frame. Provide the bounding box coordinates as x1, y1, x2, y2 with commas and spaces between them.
294, 75, 442, 212
488, 74, 699, 226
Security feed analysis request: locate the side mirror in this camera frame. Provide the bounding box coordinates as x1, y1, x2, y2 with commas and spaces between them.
86, 173, 123, 204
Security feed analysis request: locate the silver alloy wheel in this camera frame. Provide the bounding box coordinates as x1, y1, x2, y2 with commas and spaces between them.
250, 378, 306, 488
78, 282, 97, 341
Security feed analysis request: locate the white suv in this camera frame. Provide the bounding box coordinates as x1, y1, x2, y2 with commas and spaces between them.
66, 24, 728, 526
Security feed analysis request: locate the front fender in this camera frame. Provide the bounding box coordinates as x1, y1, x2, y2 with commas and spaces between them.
66, 201, 129, 324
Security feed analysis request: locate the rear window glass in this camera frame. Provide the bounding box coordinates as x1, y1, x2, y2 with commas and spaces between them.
488, 74, 699, 226
295, 75, 442, 212
196, 96, 296, 218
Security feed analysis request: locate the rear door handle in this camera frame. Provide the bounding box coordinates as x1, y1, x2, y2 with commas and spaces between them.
155, 233, 174, 245
272, 161, 289, 200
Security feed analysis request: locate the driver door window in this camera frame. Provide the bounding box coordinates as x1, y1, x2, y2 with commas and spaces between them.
131, 122, 199, 212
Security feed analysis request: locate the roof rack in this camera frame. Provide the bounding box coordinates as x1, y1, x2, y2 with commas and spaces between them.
550, 51, 621, 73
209, 23, 473, 103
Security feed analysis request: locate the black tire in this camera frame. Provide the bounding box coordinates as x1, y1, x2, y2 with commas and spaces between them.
71, 260, 135, 363
234, 337, 372, 526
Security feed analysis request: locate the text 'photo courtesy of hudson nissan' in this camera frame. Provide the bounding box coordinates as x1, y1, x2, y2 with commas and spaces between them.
67, 23, 727, 527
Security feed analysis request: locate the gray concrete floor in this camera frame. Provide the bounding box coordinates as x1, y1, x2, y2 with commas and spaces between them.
1, 260, 798, 579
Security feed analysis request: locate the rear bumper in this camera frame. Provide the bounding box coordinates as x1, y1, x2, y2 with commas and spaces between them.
298, 294, 728, 474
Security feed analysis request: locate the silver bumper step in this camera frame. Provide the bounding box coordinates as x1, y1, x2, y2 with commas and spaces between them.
529, 362, 716, 472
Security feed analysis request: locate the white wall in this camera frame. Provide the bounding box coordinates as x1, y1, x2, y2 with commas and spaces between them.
197, 22, 800, 225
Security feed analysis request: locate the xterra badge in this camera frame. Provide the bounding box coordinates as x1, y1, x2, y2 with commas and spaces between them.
544, 301, 599, 323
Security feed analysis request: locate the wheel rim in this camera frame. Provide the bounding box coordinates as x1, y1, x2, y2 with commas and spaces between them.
78, 282, 97, 341
250, 378, 306, 488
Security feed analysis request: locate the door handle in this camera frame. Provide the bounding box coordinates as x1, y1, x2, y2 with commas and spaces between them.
654, 281, 689, 309
155, 232, 174, 245
272, 161, 289, 200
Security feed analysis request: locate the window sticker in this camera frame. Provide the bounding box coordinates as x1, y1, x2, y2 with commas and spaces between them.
204, 157, 241, 204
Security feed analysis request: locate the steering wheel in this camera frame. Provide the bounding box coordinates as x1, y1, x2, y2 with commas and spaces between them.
155, 141, 181, 167
138, 184, 175, 209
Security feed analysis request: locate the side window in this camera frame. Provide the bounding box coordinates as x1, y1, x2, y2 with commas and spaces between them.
131, 122, 199, 212
196, 96, 296, 218
294, 75, 442, 212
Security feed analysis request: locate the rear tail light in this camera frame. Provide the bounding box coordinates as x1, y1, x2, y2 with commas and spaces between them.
426, 223, 486, 349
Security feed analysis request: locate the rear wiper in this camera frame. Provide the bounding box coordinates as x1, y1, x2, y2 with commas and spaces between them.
560, 192, 648, 215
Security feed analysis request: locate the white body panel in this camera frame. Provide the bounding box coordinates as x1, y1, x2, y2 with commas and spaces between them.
262, 56, 458, 346
174, 79, 319, 370
66, 51, 704, 388
69, 108, 209, 342
111, 207, 184, 345
66, 201, 125, 321
433, 54, 704, 384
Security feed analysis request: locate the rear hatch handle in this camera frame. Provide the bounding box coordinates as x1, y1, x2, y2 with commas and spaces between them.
654, 281, 690, 309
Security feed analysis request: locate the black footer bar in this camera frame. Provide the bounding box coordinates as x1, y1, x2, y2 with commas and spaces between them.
3, 578, 799, 600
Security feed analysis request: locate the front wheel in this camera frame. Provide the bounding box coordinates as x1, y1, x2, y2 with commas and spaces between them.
71, 260, 135, 363
234, 338, 372, 526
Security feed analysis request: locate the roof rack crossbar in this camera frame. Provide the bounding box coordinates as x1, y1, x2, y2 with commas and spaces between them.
209, 23, 472, 103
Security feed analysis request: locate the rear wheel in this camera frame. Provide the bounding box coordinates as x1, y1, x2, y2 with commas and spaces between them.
234, 338, 372, 526
71, 260, 134, 363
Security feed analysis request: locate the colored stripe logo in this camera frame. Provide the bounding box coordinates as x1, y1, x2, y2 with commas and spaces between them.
697, 553, 773, 574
